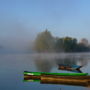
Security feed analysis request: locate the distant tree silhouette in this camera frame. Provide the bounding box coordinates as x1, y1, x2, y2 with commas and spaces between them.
34, 30, 90, 52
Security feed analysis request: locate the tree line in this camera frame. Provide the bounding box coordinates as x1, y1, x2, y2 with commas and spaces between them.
34, 30, 90, 52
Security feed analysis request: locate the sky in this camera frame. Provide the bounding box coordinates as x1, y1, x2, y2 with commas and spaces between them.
0, 0, 90, 52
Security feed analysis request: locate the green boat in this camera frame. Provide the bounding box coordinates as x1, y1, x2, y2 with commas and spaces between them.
24, 71, 88, 76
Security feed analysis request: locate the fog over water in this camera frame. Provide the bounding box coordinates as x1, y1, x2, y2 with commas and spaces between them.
0, 17, 90, 54
0, 53, 90, 90
0, 18, 37, 53
1, 1, 90, 90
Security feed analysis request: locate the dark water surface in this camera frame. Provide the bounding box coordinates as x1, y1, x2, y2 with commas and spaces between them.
0, 53, 90, 90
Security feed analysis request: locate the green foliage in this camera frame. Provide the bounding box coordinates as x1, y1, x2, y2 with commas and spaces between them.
54, 38, 64, 52
34, 30, 55, 52
77, 43, 90, 52
34, 30, 90, 52
54, 37, 78, 52
63, 37, 77, 52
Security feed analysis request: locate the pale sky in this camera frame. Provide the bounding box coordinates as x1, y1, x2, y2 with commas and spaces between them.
0, 0, 90, 52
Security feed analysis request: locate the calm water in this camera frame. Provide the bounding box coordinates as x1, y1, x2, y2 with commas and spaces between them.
0, 53, 90, 90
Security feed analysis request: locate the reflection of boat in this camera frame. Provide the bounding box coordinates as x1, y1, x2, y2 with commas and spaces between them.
24, 71, 90, 87
58, 64, 83, 73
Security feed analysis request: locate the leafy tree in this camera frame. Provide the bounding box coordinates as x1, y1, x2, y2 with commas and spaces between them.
54, 38, 64, 52
77, 43, 90, 52
34, 30, 55, 52
63, 37, 77, 52
34, 30, 90, 52
80, 38, 88, 46
70, 38, 77, 52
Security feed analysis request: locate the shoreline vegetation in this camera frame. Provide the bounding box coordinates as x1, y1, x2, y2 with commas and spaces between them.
34, 30, 90, 53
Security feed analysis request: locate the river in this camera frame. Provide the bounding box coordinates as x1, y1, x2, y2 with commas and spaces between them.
0, 53, 90, 90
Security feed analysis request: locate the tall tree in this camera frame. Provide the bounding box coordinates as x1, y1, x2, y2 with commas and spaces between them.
34, 30, 55, 52
63, 37, 77, 52
79, 38, 89, 46
54, 38, 64, 52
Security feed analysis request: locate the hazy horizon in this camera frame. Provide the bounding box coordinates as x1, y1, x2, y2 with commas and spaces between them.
0, 0, 90, 53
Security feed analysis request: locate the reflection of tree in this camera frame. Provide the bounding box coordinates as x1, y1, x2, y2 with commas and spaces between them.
76, 58, 88, 66
55, 55, 88, 73
56, 55, 88, 67
56, 58, 77, 66
34, 55, 88, 73
34, 58, 54, 72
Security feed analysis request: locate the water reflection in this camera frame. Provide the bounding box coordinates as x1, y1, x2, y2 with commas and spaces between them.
0, 53, 89, 90
25, 54, 90, 88
34, 57, 54, 72
34, 54, 88, 73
